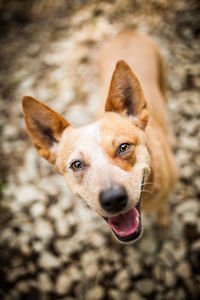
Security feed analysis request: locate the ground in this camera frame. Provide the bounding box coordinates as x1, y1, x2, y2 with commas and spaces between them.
0, 0, 200, 299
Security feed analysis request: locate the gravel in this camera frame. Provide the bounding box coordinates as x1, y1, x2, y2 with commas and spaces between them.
0, 0, 200, 299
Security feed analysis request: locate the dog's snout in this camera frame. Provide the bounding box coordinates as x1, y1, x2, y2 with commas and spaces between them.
99, 186, 128, 213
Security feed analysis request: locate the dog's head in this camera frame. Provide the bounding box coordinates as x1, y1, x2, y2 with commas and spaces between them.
22, 61, 151, 243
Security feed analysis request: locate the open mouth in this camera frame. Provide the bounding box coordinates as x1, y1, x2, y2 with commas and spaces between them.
104, 174, 145, 242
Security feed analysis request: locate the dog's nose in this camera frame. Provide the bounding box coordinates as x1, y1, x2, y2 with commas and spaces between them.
99, 186, 128, 213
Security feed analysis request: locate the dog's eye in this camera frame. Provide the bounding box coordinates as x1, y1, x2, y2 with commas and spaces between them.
70, 161, 84, 171
118, 143, 132, 154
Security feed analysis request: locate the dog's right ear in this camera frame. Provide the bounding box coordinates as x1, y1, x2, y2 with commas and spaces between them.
22, 96, 70, 163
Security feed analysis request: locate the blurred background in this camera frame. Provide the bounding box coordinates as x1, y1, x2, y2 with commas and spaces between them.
0, 0, 200, 299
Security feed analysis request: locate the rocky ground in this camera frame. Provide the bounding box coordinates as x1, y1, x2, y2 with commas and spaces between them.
0, 0, 200, 299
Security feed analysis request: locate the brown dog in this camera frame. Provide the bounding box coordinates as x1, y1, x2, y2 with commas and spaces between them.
22, 32, 177, 243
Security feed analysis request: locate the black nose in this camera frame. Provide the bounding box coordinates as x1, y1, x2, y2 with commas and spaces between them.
99, 186, 128, 213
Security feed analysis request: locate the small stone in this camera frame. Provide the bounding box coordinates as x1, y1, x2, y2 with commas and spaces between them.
195, 155, 200, 167
38, 175, 60, 196
170, 218, 184, 240
177, 149, 190, 167
176, 200, 199, 215
85, 285, 104, 300
55, 239, 72, 256
102, 263, 113, 275
139, 234, 158, 254
16, 185, 45, 205
27, 262, 36, 273
194, 177, 200, 191
129, 261, 142, 277
68, 265, 81, 281
38, 273, 52, 292
30, 202, 45, 218
20, 243, 31, 256
67, 213, 78, 227
135, 279, 155, 295
168, 72, 183, 92
172, 244, 186, 262
34, 219, 53, 240
126, 248, 140, 263
125, 249, 142, 276
191, 239, 200, 252
143, 255, 155, 267
176, 261, 191, 278
158, 250, 174, 268
90, 232, 106, 248
108, 289, 122, 300
181, 165, 194, 178
129, 291, 144, 300
18, 148, 38, 182
59, 192, 74, 211
184, 120, 198, 135
165, 270, 176, 287
55, 218, 70, 236
33, 240, 45, 252
153, 265, 163, 281
182, 211, 196, 224
39, 252, 60, 269
48, 204, 63, 220
115, 270, 130, 290
180, 135, 199, 151
56, 272, 71, 294
3, 124, 18, 138
81, 250, 97, 270
84, 262, 98, 278
1, 228, 16, 243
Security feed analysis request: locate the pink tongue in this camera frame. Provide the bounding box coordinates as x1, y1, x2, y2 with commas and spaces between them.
108, 208, 139, 237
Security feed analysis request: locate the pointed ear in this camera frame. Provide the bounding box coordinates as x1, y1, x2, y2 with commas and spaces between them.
105, 60, 148, 129
22, 96, 70, 163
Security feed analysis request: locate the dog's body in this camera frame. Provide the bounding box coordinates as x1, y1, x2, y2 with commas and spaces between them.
98, 32, 177, 212
22, 32, 177, 243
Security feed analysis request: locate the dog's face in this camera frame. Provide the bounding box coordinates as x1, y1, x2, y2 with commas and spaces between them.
22, 61, 150, 242
56, 113, 150, 242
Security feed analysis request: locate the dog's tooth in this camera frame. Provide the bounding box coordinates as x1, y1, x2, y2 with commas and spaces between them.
136, 217, 139, 222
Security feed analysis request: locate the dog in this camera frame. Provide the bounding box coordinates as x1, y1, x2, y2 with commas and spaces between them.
22, 32, 177, 243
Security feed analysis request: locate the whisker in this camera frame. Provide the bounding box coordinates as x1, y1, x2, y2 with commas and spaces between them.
136, 182, 153, 188
141, 182, 153, 186
142, 189, 153, 194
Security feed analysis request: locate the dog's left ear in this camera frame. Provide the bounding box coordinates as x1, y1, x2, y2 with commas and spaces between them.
105, 60, 148, 129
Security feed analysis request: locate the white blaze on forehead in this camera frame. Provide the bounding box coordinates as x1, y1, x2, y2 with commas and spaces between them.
67, 121, 104, 164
